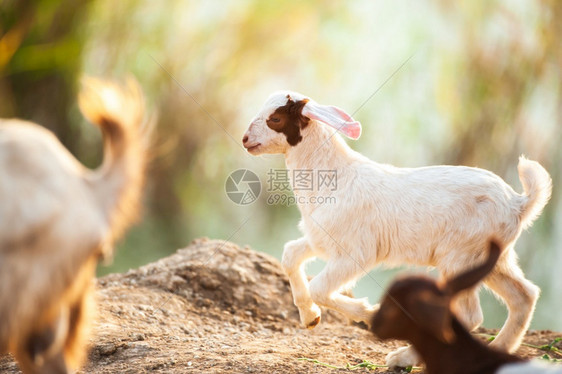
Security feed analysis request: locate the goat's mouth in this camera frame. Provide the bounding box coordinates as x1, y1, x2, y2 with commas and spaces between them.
245, 143, 261, 153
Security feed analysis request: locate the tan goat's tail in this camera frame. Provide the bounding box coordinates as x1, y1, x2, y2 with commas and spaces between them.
517, 155, 552, 229
78, 77, 147, 243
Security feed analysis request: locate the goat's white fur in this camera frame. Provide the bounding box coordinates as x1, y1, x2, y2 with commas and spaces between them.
243, 91, 552, 367
497, 361, 562, 373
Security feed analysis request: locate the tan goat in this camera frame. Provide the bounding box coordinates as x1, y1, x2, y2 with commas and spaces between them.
0, 78, 147, 373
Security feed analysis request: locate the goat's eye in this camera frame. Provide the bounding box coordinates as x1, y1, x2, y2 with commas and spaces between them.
267, 116, 284, 131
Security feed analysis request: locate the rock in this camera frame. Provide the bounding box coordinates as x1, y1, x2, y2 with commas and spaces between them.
96, 343, 118, 356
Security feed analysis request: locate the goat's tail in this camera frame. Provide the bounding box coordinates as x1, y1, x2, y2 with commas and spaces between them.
78, 77, 147, 243
517, 155, 552, 229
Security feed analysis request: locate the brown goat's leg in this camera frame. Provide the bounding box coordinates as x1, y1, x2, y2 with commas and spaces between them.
484, 255, 540, 353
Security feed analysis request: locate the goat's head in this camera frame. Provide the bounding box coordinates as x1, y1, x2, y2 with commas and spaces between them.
242, 91, 361, 155
372, 275, 456, 344
372, 241, 502, 344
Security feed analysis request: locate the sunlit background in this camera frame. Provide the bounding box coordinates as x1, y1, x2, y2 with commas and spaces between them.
1, 1, 560, 330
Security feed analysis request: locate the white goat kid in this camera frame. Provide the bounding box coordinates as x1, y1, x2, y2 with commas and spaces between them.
242, 91, 552, 368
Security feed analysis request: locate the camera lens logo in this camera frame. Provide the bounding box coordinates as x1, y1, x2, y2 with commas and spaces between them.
225, 169, 261, 205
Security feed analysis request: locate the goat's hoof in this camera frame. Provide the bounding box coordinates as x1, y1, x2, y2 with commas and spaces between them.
299, 303, 321, 329
306, 316, 321, 329
385, 346, 421, 368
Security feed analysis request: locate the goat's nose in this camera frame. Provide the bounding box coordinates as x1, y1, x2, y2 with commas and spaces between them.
242, 134, 249, 144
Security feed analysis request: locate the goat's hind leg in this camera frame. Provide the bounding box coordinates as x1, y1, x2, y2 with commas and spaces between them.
485, 252, 539, 353
281, 237, 322, 328
453, 288, 483, 330
442, 264, 484, 331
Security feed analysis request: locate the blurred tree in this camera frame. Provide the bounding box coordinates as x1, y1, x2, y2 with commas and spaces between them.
434, 0, 562, 328
0, 0, 91, 162
437, 2, 561, 172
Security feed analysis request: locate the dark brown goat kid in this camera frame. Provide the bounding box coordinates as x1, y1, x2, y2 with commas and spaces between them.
372, 242, 562, 374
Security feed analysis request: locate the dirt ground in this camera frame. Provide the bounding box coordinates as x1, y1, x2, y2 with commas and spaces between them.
1, 238, 561, 373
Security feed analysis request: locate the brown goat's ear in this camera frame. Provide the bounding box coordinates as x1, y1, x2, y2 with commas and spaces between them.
445, 241, 502, 295
412, 293, 455, 344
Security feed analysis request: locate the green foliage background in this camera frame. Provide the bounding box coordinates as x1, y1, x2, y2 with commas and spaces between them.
1, 0, 560, 329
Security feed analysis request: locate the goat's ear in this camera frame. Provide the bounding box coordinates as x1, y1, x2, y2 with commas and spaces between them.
445, 241, 502, 295
301, 100, 361, 139
412, 293, 455, 344
291, 99, 311, 129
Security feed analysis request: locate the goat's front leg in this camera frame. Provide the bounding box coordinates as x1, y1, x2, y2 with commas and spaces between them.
281, 237, 322, 328
308, 256, 379, 327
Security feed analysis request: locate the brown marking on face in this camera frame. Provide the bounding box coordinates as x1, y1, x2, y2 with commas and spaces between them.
266, 96, 310, 146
